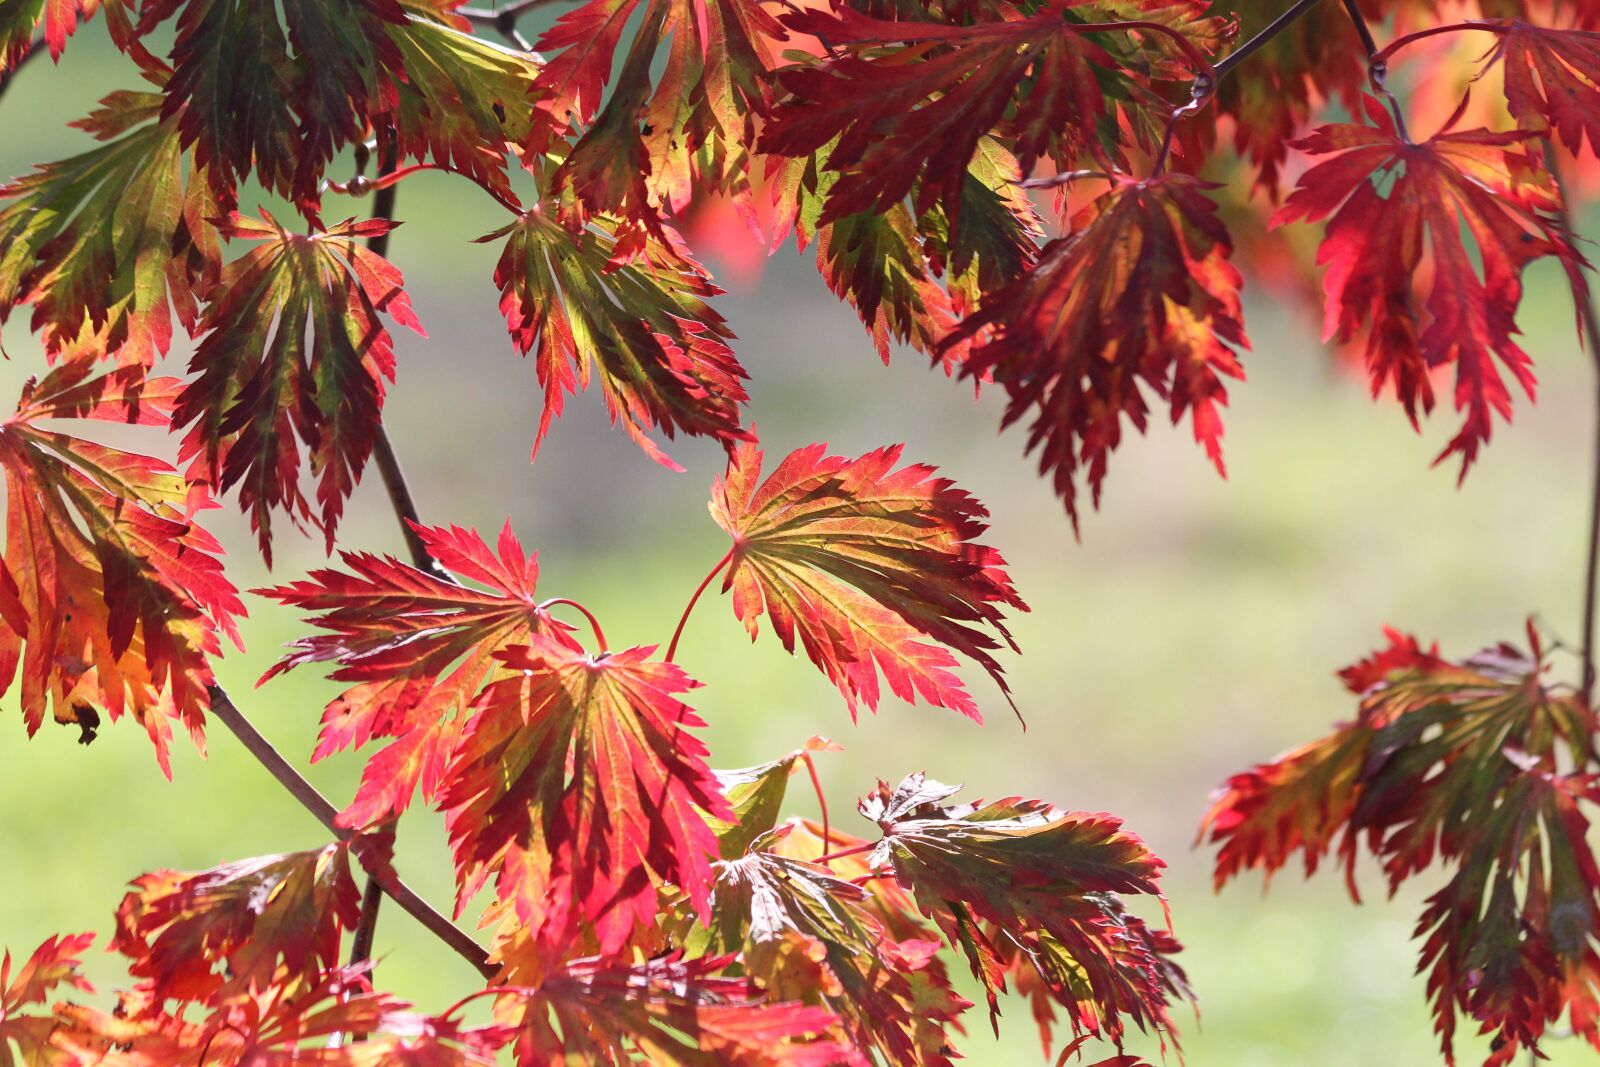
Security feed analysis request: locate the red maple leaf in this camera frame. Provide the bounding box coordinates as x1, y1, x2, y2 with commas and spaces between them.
1489, 19, 1600, 154
0, 932, 95, 1065
709, 441, 1027, 722
173, 211, 425, 563
0, 361, 245, 775
943, 171, 1248, 530
1271, 96, 1590, 478
112, 837, 393, 1007
479, 210, 751, 469
439, 637, 732, 955
257, 520, 578, 828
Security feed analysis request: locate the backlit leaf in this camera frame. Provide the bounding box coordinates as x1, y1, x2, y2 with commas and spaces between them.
0, 360, 244, 776
709, 441, 1026, 721
257, 520, 577, 828
172, 210, 425, 562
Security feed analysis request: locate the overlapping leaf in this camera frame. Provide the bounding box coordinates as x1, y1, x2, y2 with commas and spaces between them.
0, 933, 95, 1066
0, 361, 244, 775
770, 150, 969, 364
439, 638, 731, 955
130, 0, 406, 204
49, 965, 505, 1066
480, 209, 750, 468
258, 520, 576, 828
942, 171, 1248, 530
761, 2, 1215, 228
709, 736, 837, 859
709, 441, 1026, 721
530, 0, 786, 221
111, 839, 387, 1007
688, 826, 970, 1067
1273, 96, 1590, 478
1201, 625, 1600, 1065
501, 951, 852, 1066
861, 774, 1187, 1054
379, 12, 548, 209
0, 89, 220, 365
172, 210, 424, 562
1486, 19, 1600, 153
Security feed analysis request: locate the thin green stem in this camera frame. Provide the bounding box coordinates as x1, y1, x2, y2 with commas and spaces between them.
665, 548, 733, 662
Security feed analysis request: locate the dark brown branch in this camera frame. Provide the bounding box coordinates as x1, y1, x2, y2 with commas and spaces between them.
1212, 0, 1326, 81
207, 685, 496, 979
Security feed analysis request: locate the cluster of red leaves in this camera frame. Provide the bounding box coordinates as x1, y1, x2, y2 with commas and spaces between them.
1201, 624, 1600, 1065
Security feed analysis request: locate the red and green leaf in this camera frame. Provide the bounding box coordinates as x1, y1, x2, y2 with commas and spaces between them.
943, 171, 1248, 530
172, 211, 424, 562
257, 520, 577, 828
439, 637, 731, 955
1202, 625, 1600, 1064
0, 89, 220, 366
687, 827, 970, 1067
112, 838, 389, 1006
0, 361, 245, 775
1, 0, 95, 67
480, 209, 750, 468
860, 773, 1187, 1054
709, 441, 1026, 721
500, 951, 852, 1066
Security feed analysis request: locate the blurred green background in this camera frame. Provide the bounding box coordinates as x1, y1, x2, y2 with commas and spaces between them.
3, 26, 1599, 1067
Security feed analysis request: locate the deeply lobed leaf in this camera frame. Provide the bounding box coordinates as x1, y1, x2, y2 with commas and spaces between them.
172, 210, 424, 562
943, 171, 1248, 530
498, 950, 853, 1066
258, 520, 577, 828
0, 89, 220, 366
0, 361, 244, 775
860, 774, 1187, 1056
1202, 625, 1600, 1064
709, 441, 1027, 721
1272, 96, 1590, 479
440, 637, 731, 956
480, 210, 750, 468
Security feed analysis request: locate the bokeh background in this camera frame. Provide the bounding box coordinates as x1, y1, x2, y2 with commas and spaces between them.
3, 24, 1599, 1067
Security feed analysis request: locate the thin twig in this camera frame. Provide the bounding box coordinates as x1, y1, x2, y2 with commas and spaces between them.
1213, 0, 1327, 80
206, 686, 495, 979
1340, 0, 1412, 143
1546, 144, 1600, 706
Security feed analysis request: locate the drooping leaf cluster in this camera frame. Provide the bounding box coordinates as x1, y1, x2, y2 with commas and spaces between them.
1202, 625, 1600, 1064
